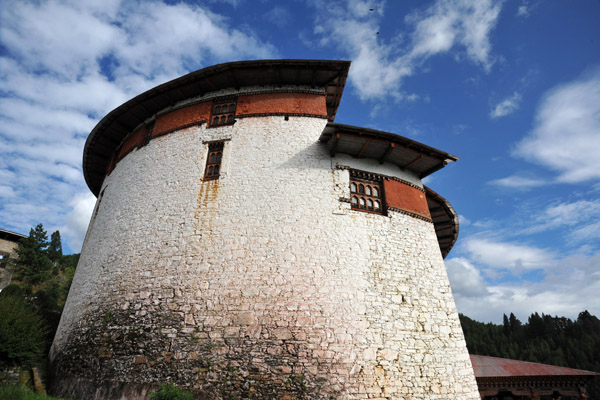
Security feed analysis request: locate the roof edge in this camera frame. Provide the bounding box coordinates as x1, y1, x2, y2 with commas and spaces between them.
0, 229, 27, 242
323, 122, 459, 164
424, 185, 459, 258
83, 59, 351, 196
471, 354, 600, 377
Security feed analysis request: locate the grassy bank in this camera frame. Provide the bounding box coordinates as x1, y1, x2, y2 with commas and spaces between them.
0, 384, 68, 400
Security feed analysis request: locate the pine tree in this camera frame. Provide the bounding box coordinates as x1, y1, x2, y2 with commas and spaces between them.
48, 230, 63, 262
11, 224, 53, 285
503, 313, 510, 336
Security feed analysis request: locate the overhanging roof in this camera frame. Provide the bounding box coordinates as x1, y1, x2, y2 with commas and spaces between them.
471, 355, 600, 378
84, 59, 351, 196
425, 186, 459, 258
319, 123, 458, 179
319, 123, 460, 258
0, 229, 27, 243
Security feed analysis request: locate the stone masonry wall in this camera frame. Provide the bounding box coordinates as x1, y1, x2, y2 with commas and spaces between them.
51, 114, 478, 399
0, 236, 21, 290
0, 238, 19, 257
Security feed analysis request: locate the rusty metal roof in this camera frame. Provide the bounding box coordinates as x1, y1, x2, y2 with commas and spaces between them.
471, 355, 600, 378
83, 59, 350, 196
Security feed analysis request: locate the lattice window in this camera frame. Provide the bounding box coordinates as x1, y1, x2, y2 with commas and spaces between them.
350, 169, 385, 214
204, 142, 224, 180
210, 98, 236, 127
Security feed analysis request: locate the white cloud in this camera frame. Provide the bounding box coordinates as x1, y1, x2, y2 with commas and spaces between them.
513, 68, 600, 183
489, 175, 546, 188
62, 193, 97, 252
520, 199, 600, 243
570, 220, 600, 243
207, 0, 242, 7
0, 0, 276, 252
458, 214, 471, 226
451, 236, 600, 323
517, 6, 528, 17
445, 257, 489, 297
264, 6, 292, 28
490, 92, 521, 118
456, 275, 600, 323
0, 185, 16, 198
310, 0, 502, 100
462, 236, 555, 270
516, 0, 539, 18
408, 0, 501, 71
536, 200, 600, 228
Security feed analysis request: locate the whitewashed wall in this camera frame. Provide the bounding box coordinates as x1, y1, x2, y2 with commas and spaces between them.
51, 114, 478, 399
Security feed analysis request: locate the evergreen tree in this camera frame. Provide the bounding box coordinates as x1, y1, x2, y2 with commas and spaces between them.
0, 287, 48, 364
48, 230, 63, 262
502, 313, 510, 336
509, 312, 522, 333
11, 224, 53, 285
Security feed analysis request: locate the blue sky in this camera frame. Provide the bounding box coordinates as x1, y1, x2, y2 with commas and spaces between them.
1, 0, 599, 323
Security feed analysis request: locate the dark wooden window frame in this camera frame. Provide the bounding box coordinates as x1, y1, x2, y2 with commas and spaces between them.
204, 141, 224, 180
141, 121, 155, 147
349, 169, 386, 215
209, 97, 237, 128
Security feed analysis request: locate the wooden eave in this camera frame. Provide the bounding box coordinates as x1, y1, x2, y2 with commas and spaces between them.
84, 59, 350, 196
425, 186, 459, 258
320, 123, 458, 179
320, 123, 460, 258
0, 229, 27, 243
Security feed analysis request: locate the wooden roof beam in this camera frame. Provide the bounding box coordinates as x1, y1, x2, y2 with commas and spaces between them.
419, 160, 447, 179
357, 139, 370, 158
204, 78, 217, 90
434, 221, 456, 230
401, 154, 424, 169
379, 143, 395, 164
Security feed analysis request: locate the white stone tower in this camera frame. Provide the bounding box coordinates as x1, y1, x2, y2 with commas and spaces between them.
50, 60, 479, 399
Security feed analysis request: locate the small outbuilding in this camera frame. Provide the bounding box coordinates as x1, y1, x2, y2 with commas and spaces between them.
471, 354, 600, 399
0, 228, 26, 290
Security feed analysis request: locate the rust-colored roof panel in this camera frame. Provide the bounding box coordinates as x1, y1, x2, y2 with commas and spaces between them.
470, 355, 600, 378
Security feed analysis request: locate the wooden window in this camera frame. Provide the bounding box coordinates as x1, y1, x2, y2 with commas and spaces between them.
204, 142, 224, 180
210, 98, 236, 127
350, 169, 385, 214
141, 121, 155, 147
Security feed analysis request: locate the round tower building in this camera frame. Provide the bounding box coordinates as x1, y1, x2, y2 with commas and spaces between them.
50, 60, 479, 399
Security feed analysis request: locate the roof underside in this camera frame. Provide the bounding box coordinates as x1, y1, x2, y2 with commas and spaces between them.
84, 59, 350, 196
425, 186, 459, 258
0, 229, 27, 242
471, 355, 600, 378
320, 123, 458, 179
